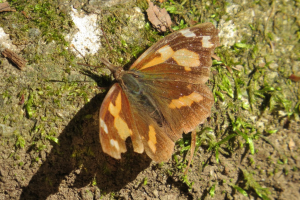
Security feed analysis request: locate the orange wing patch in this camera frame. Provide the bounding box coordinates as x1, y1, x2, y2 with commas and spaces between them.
140, 45, 200, 71
172, 49, 200, 71
169, 92, 203, 109
147, 125, 157, 153
140, 45, 174, 70
108, 92, 133, 140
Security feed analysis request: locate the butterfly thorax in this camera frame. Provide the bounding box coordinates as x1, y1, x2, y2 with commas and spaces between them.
117, 70, 141, 94
117, 69, 165, 128
109, 64, 164, 126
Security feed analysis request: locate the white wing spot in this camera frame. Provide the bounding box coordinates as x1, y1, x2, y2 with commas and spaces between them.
179, 29, 196, 38
201, 36, 214, 48
110, 139, 120, 151
100, 118, 108, 134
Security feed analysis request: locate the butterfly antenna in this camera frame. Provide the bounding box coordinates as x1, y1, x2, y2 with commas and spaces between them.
77, 63, 104, 68
98, 58, 119, 73
71, 44, 108, 68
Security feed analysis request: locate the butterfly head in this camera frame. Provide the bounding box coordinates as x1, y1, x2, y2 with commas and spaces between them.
104, 59, 142, 95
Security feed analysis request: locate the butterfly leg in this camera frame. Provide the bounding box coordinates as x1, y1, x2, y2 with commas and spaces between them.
184, 129, 197, 175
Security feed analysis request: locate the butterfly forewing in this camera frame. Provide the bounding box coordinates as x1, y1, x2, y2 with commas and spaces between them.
99, 83, 144, 159
129, 106, 175, 162
130, 23, 219, 75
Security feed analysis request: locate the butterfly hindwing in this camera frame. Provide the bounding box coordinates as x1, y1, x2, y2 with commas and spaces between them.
140, 80, 214, 137
100, 83, 175, 162
118, 77, 214, 162
99, 83, 144, 159
129, 105, 175, 162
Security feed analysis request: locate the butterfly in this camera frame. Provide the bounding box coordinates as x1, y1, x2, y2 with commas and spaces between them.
99, 22, 219, 163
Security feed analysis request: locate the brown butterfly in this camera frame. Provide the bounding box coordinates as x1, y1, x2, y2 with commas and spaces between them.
99, 22, 219, 163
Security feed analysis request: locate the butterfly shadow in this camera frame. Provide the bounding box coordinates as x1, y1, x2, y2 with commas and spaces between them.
20, 73, 152, 199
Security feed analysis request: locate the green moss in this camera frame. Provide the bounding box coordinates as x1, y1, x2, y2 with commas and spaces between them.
15, 135, 25, 149
181, 175, 194, 191
92, 177, 97, 186
242, 168, 271, 199
143, 177, 148, 185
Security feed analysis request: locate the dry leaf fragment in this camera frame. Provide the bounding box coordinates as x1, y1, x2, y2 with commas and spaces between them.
19, 94, 25, 105
289, 74, 300, 82
225, 65, 232, 73
288, 138, 295, 151
233, 65, 243, 71
211, 54, 221, 61
259, 63, 265, 68
21, 11, 31, 19
146, 1, 172, 32
2, 49, 26, 70
0, 2, 16, 12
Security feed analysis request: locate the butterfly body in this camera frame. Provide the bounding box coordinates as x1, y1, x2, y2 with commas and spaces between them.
99, 22, 219, 162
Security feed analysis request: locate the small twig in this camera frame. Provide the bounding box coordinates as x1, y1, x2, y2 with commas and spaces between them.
2, 49, 26, 70
184, 130, 197, 175
100, 26, 113, 52
264, 1, 276, 40
21, 11, 31, 19
70, 44, 85, 59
